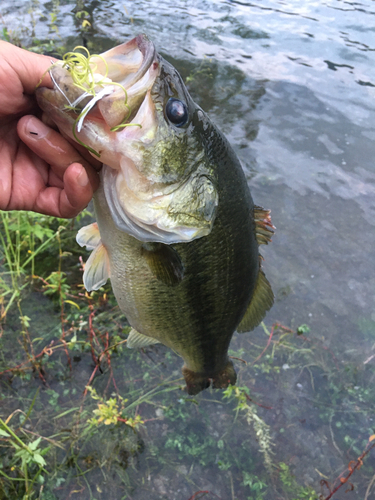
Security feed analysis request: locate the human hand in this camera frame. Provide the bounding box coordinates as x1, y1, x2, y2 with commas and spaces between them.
0, 41, 101, 218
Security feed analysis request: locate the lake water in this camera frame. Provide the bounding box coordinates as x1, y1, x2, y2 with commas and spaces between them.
1, 1, 375, 499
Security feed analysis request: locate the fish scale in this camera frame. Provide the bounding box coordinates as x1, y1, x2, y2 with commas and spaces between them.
36, 34, 274, 395
93, 118, 258, 389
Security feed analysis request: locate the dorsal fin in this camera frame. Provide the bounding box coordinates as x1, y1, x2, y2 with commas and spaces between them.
254, 206, 275, 246
237, 267, 274, 333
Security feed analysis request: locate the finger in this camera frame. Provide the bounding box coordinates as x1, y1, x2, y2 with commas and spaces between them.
34, 164, 94, 218
40, 113, 102, 171
61, 163, 95, 216
17, 115, 100, 191
48, 169, 64, 189
0, 41, 56, 93
41, 112, 59, 130
59, 130, 103, 170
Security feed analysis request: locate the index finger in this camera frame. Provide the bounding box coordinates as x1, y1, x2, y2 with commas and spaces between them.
17, 115, 101, 190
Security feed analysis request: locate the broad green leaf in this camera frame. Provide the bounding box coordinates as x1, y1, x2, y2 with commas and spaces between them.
29, 437, 42, 451
33, 453, 46, 467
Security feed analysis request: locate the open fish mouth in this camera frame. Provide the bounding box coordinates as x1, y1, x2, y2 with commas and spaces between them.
86, 34, 159, 132
36, 34, 160, 159
37, 35, 219, 245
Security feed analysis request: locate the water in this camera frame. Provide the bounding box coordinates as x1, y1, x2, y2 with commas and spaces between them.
1, 1, 375, 499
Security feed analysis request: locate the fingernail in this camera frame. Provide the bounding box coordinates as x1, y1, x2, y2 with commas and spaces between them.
76, 166, 89, 187
25, 116, 50, 139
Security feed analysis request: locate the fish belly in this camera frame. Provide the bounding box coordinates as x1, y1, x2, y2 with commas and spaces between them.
93, 179, 258, 391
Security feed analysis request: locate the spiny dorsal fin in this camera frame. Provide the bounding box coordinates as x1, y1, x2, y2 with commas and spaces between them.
254, 206, 275, 246
127, 328, 160, 349
237, 268, 274, 333
141, 243, 184, 286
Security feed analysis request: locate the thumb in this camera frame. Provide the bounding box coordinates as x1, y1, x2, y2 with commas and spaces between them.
0, 40, 57, 93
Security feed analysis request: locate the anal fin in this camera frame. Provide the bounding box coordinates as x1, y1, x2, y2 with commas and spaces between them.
127, 328, 160, 349
237, 268, 274, 333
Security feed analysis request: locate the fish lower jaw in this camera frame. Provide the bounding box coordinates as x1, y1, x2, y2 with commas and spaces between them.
182, 360, 237, 396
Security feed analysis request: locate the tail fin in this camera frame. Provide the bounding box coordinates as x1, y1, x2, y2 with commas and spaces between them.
182, 361, 237, 395
212, 360, 237, 390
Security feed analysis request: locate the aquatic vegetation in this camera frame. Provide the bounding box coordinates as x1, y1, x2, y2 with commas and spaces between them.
185, 56, 213, 85
278, 462, 318, 500
86, 386, 144, 429
0, 0, 66, 56
0, 390, 50, 498
0, 211, 60, 312
223, 384, 274, 473
242, 472, 267, 498
319, 435, 375, 499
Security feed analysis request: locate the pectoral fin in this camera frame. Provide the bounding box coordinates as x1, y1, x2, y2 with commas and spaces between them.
83, 242, 110, 291
141, 243, 184, 286
76, 222, 110, 292
76, 222, 101, 250
237, 268, 274, 333
127, 328, 160, 348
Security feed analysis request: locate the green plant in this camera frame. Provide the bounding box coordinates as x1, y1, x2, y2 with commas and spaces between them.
186, 57, 213, 84
86, 386, 144, 429
0, 393, 51, 499
242, 471, 267, 499
1, 27, 11, 42
278, 462, 318, 500
223, 385, 274, 473
165, 430, 216, 466
0, 212, 68, 313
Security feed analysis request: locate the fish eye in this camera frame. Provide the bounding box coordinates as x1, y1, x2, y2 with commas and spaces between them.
165, 98, 188, 127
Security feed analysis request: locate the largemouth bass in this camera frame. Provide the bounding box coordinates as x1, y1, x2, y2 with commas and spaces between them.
36, 34, 274, 395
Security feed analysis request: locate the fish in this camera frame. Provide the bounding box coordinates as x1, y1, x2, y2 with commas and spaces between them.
36, 34, 274, 395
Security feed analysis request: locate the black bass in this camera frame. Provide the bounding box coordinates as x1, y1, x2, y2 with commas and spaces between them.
36, 34, 274, 395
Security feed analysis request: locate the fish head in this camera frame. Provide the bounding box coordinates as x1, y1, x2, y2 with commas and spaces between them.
37, 34, 218, 244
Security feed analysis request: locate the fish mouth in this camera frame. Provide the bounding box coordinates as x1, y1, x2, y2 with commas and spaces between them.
37, 35, 218, 244
93, 34, 159, 129
36, 34, 159, 148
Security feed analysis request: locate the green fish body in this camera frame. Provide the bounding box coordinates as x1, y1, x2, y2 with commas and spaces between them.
36, 34, 274, 394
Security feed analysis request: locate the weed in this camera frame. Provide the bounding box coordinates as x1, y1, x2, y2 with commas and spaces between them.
86, 386, 144, 429
0, 392, 50, 498
223, 385, 274, 473
242, 471, 267, 499
186, 57, 213, 84
278, 462, 318, 499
